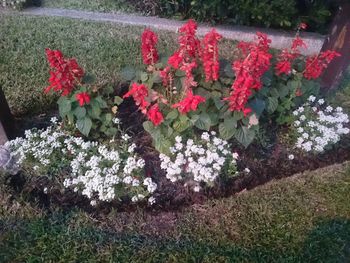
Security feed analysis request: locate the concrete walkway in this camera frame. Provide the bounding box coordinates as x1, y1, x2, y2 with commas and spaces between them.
11, 7, 325, 55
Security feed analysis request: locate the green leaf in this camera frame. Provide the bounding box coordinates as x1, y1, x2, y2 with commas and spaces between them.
105, 127, 118, 137
90, 104, 101, 119
195, 112, 211, 131
104, 113, 112, 124
267, 97, 278, 113
143, 121, 155, 134
232, 111, 244, 121
95, 96, 108, 108
73, 106, 86, 119
114, 96, 123, 105
234, 126, 255, 148
57, 96, 71, 118
77, 117, 92, 136
154, 136, 172, 154
141, 72, 149, 82
120, 66, 136, 81
166, 110, 179, 120
219, 117, 237, 140
249, 98, 266, 117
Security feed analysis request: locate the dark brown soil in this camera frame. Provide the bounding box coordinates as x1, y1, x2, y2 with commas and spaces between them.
4, 85, 350, 215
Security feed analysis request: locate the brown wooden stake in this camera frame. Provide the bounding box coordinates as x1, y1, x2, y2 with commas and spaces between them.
0, 85, 15, 143
321, 1, 350, 91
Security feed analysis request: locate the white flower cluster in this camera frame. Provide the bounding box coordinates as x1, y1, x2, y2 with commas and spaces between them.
6, 118, 157, 206
292, 96, 349, 153
159, 132, 238, 191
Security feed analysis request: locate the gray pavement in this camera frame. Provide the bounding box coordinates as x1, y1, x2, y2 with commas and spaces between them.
3, 7, 326, 55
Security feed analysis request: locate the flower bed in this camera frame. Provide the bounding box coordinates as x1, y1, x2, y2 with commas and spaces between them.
1, 20, 349, 212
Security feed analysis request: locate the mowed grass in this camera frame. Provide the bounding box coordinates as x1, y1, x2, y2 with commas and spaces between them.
41, 0, 134, 13
0, 13, 237, 116
1, 162, 350, 262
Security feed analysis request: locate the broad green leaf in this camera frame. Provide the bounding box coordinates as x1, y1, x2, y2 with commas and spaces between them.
57, 96, 71, 118
73, 106, 86, 119
267, 97, 278, 113
219, 117, 237, 140
166, 110, 179, 120
77, 117, 92, 136
154, 137, 172, 154
249, 98, 266, 117
195, 112, 211, 131
95, 96, 108, 108
90, 104, 101, 119
105, 127, 118, 137
143, 121, 154, 134
235, 126, 255, 148
141, 72, 149, 82
232, 111, 244, 121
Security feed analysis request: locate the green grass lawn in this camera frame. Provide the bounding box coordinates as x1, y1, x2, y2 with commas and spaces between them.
41, 0, 134, 13
0, 13, 237, 116
1, 162, 350, 262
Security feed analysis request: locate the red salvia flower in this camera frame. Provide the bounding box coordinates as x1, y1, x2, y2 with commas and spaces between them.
123, 83, 150, 113
168, 51, 183, 69
180, 61, 198, 89
141, 28, 159, 65
224, 32, 272, 114
178, 19, 201, 59
303, 50, 340, 79
172, 89, 205, 114
275, 36, 305, 76
75, 92, 91, 107
291, 36, 307, 51
147, 103, 164, 126
201, 29, 222, 82
45, 48, 84, 96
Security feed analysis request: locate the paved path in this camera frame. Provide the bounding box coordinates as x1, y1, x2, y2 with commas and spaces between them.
7, 7, 325, 55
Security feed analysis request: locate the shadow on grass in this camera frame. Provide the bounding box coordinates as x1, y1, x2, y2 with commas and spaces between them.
0, 212, 349, 263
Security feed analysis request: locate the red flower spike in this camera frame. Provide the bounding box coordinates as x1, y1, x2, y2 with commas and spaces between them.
172, 89, 205, 114
147, 104, 164, 126
225, 33, 272, 113
44, 48, 84, 96
291, 36, 307, 51
168, 51, 183, 69
141, 28, 159, 65
303, 50, 340, 80
76, 92, 91, 107
201, 29, 222, 82
178, 19, 201, 60
123, 83, 150, 113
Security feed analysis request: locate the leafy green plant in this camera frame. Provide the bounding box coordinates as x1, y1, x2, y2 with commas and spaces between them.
44, 48, 123, 138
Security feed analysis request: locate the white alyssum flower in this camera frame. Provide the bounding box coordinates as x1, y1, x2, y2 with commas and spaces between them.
6, 122, 157, 206
159, 132, 239, 191
288, 154, 295, 160
291, 97, 349, 153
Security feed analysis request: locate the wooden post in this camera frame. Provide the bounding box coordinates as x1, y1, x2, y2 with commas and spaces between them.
0, 85, 15, 144
321, 1, 350, 91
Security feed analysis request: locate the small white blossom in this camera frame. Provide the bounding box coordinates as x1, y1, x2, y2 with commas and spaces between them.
288, 154, 295, 160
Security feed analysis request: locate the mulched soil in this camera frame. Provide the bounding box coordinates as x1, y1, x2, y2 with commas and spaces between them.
4, 84, 350, 216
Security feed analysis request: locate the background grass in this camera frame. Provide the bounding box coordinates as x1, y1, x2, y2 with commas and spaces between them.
1, 162, 350, 262
0, 13, 237, 116
41, 0, 134, 13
